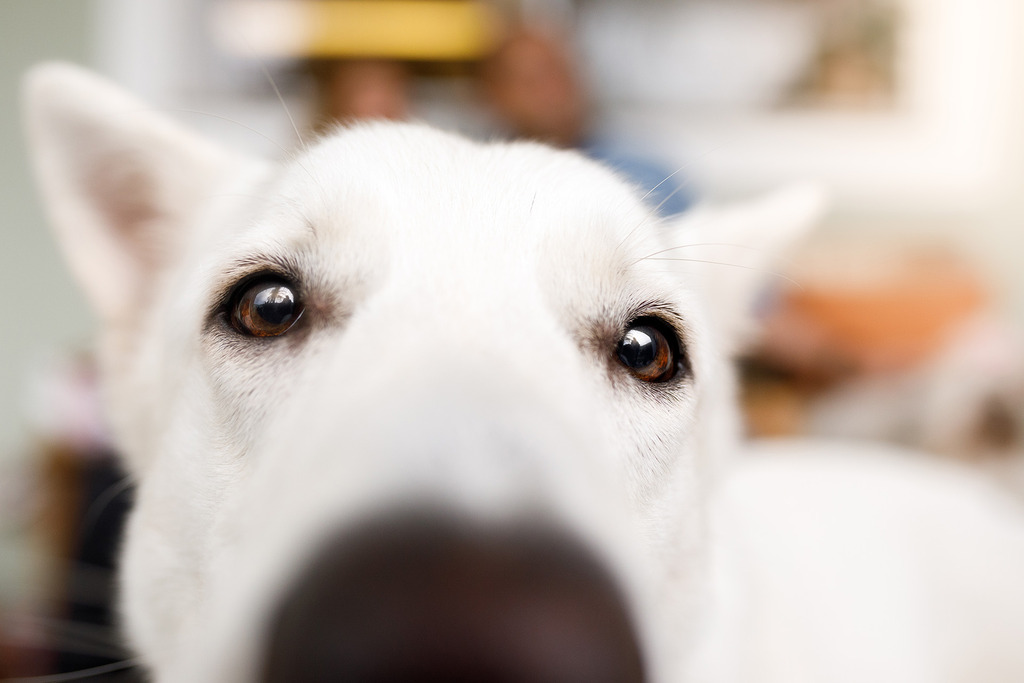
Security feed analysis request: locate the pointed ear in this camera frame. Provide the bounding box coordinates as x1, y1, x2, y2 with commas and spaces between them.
667, 184, 828, 351
23, 62, 246, 322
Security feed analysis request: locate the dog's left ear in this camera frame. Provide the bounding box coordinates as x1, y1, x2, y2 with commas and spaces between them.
666, 184, 828, 352
23, 62, 248, 322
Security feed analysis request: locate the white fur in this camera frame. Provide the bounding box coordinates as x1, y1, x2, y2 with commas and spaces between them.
23, 62, 1024, 683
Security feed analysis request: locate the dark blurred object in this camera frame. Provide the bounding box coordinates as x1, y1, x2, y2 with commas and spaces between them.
1, 448, 138, 682
479, 26, 693, 217
1, 356, 140, 681
52, 455, 138, 681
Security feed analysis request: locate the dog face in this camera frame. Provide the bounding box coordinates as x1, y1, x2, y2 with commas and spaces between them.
24, 64, 822, 682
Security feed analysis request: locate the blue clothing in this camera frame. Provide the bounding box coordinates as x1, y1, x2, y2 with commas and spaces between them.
584, 140, 693, 217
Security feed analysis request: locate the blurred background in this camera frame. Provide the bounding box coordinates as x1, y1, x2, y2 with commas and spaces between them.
2, 0, 1024, 678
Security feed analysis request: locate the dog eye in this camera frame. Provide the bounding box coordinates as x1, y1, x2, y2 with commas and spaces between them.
616, 318, 684, 383
231, 279, 303, 337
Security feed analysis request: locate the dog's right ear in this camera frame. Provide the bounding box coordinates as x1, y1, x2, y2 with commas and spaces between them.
23, 62, 246, 322
665, 184, 828, 352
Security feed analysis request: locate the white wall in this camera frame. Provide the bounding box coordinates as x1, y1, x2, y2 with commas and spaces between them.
598, 0, 1024, 322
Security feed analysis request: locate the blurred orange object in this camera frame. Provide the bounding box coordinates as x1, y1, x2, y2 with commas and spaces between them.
768, 242, 987, 374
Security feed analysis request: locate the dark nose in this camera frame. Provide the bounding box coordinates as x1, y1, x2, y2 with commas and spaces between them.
260, 511, 646, 683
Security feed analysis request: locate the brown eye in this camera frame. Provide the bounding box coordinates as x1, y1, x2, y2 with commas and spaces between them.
616, 319, 683, 383
232, 279, 303, 337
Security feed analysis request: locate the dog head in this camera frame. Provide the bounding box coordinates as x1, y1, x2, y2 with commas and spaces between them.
24, 63, 823, 682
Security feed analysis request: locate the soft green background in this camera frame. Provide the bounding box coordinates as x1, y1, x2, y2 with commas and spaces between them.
0, 0, 97, 466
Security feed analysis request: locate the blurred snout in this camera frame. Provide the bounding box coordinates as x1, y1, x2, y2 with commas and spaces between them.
260, 511, 647, 683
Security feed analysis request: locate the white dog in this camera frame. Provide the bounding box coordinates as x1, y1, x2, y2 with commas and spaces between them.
24, 63, 1024, 683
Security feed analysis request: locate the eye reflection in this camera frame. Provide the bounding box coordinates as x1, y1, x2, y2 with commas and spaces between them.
253, 286, 296, 326
232, 279, 303, 337
616, 320, 678, 383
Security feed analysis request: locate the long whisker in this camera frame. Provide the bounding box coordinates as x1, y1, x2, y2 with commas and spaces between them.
256, 60, 306, 151
639, 164, 687, 205
219, 19, 308, 152
219, 23, 343, 223
651, 173, 694, 216
165, 108, 325, 234
78, 476, 133, 542
3, 658, 139, 683
5, 612, 128, 662
163, 108, 296, 160
31, 633, 127, 661
19, 616, 123, 649
615, 171, 698, 254
613, 135, 730, 256
642, 256, 803, 289
631, 242, 769, 266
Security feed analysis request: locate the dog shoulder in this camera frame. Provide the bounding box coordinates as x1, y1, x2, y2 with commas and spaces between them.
714, 439, 1024, 682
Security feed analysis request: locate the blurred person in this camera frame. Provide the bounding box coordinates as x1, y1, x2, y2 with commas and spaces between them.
480, 26, 693, 217
310, 58, 412, 127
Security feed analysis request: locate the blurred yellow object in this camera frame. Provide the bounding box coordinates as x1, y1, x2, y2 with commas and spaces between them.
213, 0, 500, 60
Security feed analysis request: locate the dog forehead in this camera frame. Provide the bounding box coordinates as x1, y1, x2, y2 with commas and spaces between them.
285, 123, 655, 258
190, 123, 681, 339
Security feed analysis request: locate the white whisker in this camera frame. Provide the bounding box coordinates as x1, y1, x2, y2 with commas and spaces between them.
639, 164, 687, 205
615, 171, 699, 254
78, 476, 133, 542
3, 659, 139, 683
641, 256, 803, 289
631, 242, 770, 266
256, 60, 306, 151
